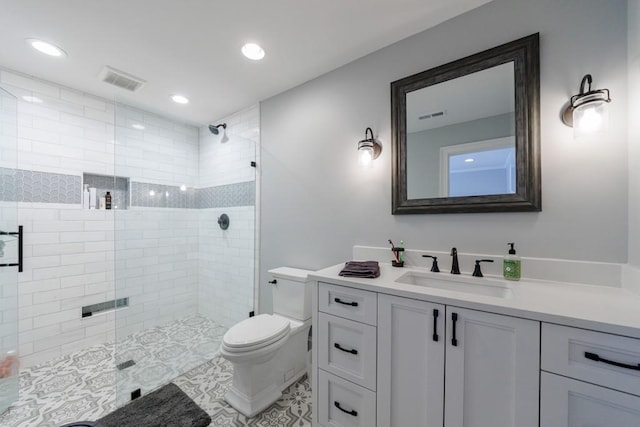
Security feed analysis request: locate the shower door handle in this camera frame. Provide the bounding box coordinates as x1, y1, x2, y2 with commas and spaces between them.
0, 226, 23, 272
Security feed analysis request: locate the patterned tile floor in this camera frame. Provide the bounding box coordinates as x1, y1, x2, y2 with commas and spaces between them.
0, 315, 312, 427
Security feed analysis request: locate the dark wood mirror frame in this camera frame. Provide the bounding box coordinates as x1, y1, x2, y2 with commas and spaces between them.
391, 33, 541, 214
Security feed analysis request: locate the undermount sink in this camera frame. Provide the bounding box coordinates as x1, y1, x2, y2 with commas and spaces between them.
395, 270, 512, 298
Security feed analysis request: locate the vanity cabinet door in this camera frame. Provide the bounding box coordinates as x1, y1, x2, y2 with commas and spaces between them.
377, 294, 445, 427
541, 371, 640, 426
444, 306, 539, 427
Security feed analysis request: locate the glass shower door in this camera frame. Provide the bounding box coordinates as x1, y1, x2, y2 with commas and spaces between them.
0, 87, 19, 414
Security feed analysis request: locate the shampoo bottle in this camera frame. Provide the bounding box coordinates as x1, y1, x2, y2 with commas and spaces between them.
503, 242, 521, 281
105, 192, 112, 210
89, 187, 97, 209
83, 184, 90, 209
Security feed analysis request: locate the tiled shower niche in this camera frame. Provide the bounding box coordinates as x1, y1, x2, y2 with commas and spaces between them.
83, 173, 130, 210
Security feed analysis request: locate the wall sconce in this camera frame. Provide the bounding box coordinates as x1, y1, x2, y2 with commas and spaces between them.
357, 127, 382, 167
562, 74, 611, 138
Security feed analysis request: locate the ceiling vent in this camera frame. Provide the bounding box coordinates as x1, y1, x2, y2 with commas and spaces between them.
99, 66, 146, 92
419, 111, 446, 120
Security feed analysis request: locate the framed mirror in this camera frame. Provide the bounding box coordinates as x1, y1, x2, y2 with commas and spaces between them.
391, 33, 541, 214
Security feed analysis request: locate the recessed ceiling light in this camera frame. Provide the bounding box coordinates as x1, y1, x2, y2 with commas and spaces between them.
464, 158, 475, 163
22, 95, 43, 104
242, 43, 265, 60
26, 38, 67, 57
171, 94, 189, 104
131, 123, 145, 130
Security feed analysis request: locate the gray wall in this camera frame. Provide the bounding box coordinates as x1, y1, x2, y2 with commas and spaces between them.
407, 112, 514, 198
260, 0, 629, 313
629, 0, 640, 267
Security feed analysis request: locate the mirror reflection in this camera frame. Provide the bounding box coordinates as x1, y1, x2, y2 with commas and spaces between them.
406, 62, 516, 199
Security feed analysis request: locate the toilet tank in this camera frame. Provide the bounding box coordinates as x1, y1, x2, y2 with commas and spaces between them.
269, 267, 314, 321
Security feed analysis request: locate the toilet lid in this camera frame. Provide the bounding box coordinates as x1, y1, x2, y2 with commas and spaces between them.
223, 314, 290, 349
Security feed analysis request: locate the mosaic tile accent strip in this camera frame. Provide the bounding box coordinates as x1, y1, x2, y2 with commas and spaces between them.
0, 168, 81, 204
197, 181, 255, 209
83, 173, 129, 210
0, 315, 312, 427
0, 167, 254, 209
130, 182, 197, 209
130, 181, 255, 209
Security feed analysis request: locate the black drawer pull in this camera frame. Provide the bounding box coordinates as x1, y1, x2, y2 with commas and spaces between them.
433, 309, 439, 342
334, 297, 358, 307
585, 351, 640, 371
451, 312, 458, 346
334, 401, 358, 417
334, 343, 358, 355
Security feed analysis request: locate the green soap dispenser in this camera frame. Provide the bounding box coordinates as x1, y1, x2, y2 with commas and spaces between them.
503, 242, 521, 281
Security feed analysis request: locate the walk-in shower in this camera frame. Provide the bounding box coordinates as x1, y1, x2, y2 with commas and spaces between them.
0, 74, 259, 426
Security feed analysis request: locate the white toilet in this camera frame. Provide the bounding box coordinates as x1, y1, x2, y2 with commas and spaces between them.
220, 267, 313, 417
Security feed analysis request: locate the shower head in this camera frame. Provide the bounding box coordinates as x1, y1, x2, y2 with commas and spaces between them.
208, 123, 227, 135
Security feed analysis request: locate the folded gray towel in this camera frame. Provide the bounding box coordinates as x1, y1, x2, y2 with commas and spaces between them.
339, 261, 380, 278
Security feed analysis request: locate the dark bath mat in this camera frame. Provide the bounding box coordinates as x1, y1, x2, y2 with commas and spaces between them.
97, 383, 211, 427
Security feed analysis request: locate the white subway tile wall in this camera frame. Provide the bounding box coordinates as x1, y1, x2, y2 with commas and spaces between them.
198, 109, 258, 328
18, 204, 115, 367
114, 209, 199, 338
0, 68, 258, 367
198, 206, 255, 328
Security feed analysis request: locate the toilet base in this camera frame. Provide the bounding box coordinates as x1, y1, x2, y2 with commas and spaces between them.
222, 321, 311, 418
225, 382, 282, 418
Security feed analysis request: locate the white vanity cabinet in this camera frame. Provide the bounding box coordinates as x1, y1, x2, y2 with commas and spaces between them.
540, 323, 640, 426
377, 294, 445, 427
316, 283, 378, 427
377, 296, 540, 427
315, 282, 540, 427
443, 306, 540, 427
312, 261, 640, 427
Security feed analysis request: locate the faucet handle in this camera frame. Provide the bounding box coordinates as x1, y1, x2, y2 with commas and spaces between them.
472, 259, 494, 278
422, 255, 440, 273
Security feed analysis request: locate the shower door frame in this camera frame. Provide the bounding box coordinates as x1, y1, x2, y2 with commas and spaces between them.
0, 85, 20, 415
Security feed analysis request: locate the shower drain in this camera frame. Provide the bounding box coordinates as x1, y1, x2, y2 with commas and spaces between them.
116, 359, 136, 370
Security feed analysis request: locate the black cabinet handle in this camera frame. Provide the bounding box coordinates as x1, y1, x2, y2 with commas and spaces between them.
334, 297, 358, 307
0, 226, 23, 273
334, 343, 358, 355
585, 351, 640, 371
334, 401, 358, 417
433, 309, 439, 342
451, 312, 458, 346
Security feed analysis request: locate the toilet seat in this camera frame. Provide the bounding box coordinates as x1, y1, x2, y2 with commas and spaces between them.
222, 314, 290, 352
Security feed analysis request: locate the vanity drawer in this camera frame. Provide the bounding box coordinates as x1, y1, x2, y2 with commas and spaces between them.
318, 312, 376, 390
542, 323, 640, 396
319, 282, 377, 325
318, 369, 376, 427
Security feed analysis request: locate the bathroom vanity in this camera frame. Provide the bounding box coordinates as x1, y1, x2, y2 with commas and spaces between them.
310, 255, 640, 427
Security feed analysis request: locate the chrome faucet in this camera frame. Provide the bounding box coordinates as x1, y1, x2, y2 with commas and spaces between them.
450, 247, 460, 275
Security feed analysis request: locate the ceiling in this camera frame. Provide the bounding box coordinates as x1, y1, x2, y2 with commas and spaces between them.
407, 62, 515, 134
0, 0, 491, 126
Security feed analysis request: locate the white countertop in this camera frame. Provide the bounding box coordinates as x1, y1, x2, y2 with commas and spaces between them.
310, 262, 640, 339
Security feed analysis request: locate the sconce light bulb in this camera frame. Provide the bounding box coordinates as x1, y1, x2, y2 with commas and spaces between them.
576, 107, 602, 134
359, 147, 374, 167
573, 100, 608, 139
